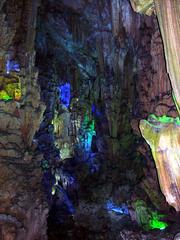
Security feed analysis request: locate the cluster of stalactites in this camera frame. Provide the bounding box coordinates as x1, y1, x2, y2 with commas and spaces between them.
139, 115, 180, 211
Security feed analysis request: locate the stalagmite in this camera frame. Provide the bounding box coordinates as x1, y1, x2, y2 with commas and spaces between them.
139, 115, 180, 211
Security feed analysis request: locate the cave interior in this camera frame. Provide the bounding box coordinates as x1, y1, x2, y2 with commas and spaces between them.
0, 0, 180, 239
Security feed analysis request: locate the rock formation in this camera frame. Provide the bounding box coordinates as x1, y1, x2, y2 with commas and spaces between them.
140, 115, 180, 211
129, 0, 180, 211
0, 0, 48, 239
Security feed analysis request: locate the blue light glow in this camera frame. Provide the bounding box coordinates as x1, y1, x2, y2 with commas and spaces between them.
87, 153, 100, 173
53, 185, 75, 214
6, 60, 20, 74
92, 104, 96, 114
106, 200, 129, 215
60, 186, 75, 214
58, 83, 71, 107
58, 170, 76, 190
92, 104, 101, 117
84, 131, 95, 151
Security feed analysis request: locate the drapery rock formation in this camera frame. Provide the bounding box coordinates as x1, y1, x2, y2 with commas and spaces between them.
0, 0, 48, 239
140, 115, 180, 211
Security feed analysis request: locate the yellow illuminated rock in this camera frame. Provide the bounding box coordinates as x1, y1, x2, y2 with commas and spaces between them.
140, 116, 180, 211
0, 74, 21, 101
130, 0, 154, 16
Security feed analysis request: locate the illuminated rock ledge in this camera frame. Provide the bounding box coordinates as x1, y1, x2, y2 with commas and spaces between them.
130, 0, 154, 16
139, 114, 180, 211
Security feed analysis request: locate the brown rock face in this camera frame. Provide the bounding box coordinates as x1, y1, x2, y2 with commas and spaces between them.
154, 0, 180, 112
0, 0, 48, 239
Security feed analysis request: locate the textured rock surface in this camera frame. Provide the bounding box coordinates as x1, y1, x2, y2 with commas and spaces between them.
130, 0, 180, 212
140, 116, 180, 211
130, 0, 154, 15
0, 0, 48, 239
154, 0, 180, 110
34, 0, 180, 239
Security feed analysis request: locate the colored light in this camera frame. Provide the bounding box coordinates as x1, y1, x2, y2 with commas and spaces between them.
0, 90, 12, 100
92, 104, 102, 117
6, 60, 20, 74
0, 75, 21, 101
85, 153, 101, 174
78, 113, 96, 151
149, 212, 168, 230
106, 200, 129, 215
140, 115, 180, 211
51, 184, 75, 214
133, 200, 168, 230
148, 114, 180, 125
14, 84, 21, 101
59, 83, 71, 107
51, 186, 56, 195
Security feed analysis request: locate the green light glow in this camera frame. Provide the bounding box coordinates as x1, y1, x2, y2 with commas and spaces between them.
133, 200, 168, 231
149, 212, 168, 230
147, 114, 180, 125
0, 75, 21, 101
78, 112, 96, 151
0, 90, 13, 100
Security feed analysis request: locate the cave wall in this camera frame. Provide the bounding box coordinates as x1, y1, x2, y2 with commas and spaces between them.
0, 1, 48, 239
155, 0, 180, 110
